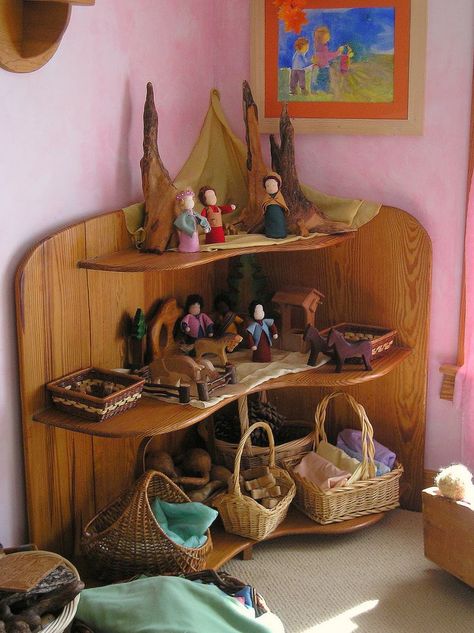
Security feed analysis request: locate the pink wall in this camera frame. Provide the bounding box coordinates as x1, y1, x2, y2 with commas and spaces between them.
0, 0, 473, 545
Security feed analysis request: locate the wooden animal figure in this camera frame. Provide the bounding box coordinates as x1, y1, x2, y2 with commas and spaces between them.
149, 355, 219, 384
327, 328, 373, 372
303, 324, 332, 366
194, 333, 243, 366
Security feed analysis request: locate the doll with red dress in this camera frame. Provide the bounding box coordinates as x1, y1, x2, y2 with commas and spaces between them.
245, 301, 278, 362
198, 186, 236, 244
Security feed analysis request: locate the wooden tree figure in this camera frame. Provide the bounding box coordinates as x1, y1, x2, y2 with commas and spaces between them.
129, 308, 147, 370
139, 82, 178, 253
147, 298, 184, 359
270, 103, 353, 236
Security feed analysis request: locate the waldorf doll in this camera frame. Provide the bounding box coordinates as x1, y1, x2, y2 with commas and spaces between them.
198, 186, 236, 244
213, 293, 243, 336
261, 173, 289, 239
180, 294, 214, 341
245, 301, 278, 362
174, 188, 211, 253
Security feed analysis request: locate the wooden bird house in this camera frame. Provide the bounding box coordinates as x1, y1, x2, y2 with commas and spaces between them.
272, 286, 324, 352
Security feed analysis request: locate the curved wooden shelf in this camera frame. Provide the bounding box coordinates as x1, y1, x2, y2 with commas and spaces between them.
77, 233, 355, 273
33, 346, 411, 438
207, 506, 385, 569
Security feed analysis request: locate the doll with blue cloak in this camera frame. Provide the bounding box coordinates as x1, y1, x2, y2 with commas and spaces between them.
245, 301, 278, 362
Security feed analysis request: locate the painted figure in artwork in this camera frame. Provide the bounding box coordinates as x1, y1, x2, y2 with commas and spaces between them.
290, 36, 310, 96
311, 26, 343, 94
213, 293, 243, 337
180, 294, 214, 341
246, 301, 278, 363
261, 173, 289, 239
198, 186, 236, 244
174, 188, 211, 253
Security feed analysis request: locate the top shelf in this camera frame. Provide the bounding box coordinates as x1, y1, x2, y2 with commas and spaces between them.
77, 233, 354, 273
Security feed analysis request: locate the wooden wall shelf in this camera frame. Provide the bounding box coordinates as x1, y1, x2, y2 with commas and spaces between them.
77, 232, 355, 273
0, 0, 94, 74
33, 346, 411, 438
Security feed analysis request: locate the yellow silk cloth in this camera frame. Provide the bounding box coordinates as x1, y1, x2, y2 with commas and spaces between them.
123, 89, 381, 241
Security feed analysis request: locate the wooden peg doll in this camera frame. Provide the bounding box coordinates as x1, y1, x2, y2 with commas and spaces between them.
198, 186, 236, 244
180, 294, 214, 341
261, 173, 289, 239
174, 188, 211, 253
246, 301, 278, 362
213, 292, 243, 336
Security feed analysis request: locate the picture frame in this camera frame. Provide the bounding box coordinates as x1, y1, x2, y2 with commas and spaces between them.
251, 0, 427, 135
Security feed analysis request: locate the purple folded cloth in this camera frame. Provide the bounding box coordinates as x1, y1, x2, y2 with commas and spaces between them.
337, 429, 396, 469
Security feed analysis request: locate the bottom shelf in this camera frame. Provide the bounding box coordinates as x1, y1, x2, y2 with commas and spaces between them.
207, 505, 385, 569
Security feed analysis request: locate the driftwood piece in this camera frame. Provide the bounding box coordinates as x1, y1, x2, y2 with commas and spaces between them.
270, 104, 353, 236
147, 298, 183, 360
233, 81, 268, 233
140, 82, 178, 253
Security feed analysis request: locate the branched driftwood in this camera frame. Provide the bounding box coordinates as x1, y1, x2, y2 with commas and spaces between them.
140, 82, 178, 253
270, 103, 353, 235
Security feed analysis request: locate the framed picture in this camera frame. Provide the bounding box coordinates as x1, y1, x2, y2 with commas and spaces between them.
251, 0, 427, 134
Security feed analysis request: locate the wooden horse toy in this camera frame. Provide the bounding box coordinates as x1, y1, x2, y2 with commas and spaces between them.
303, 324, 333, 366
327, 328, 373, 372
194, 333, 243, 366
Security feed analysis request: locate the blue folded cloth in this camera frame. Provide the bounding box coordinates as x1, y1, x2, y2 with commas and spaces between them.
151, 498, 218, 548
337, 429, 397, 469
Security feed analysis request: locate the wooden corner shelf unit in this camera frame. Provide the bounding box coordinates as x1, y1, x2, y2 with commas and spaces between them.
15, 204, 431, 565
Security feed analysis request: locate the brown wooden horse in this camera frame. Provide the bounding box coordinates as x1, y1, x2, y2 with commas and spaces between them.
303, 324, 332, 366
327, 328, 373, 372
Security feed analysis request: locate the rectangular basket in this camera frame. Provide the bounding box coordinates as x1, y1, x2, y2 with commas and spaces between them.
47, 367, 145, 422
321, 323, 397, 360
283, 392, 403, 524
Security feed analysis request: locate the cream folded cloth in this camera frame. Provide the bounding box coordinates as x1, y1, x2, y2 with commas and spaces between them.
294, 452, 350, 491
316, 440, 361, 474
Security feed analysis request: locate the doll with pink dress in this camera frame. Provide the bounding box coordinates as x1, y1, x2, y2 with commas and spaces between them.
174, 188, 211, 253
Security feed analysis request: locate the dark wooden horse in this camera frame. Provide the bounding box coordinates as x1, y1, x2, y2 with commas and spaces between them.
303, 324, 333, 366
327, 328, 373, 372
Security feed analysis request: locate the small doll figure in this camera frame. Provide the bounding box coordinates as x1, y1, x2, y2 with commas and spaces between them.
246, 301, 278, 363
198, 186, 236, 244
213, 292, 243, 336
180, 294, 214, 341
174, 188, 211, 253
261, 173, 289, 239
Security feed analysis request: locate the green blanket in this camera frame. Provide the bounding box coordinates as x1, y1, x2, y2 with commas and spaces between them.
76, 576, 283, 633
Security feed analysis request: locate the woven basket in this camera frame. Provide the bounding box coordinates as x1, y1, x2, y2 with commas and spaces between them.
47, 367, 144, 422
213, 421, 296, 540
199, 396, 314, 470
81, 470, 212, 581
283, 392, 403, 524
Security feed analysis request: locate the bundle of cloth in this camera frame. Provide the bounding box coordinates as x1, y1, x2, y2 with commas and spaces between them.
294, 430, 397, 491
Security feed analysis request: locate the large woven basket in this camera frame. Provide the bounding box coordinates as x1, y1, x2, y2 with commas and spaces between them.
283, 392, 403, 524
200, 396, 314, 470
213, 421, 296, 540
81, 470, 212, 581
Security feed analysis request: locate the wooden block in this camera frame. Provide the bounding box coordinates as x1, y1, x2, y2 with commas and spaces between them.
422, 487, 474, 588
241, 466, 270, 481
261, 497, 280, 509
0, 552, 61, 592
250, 485, 281, 500
244, 474, 276, 491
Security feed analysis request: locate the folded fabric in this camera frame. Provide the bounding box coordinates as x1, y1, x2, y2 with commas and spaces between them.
316, 440, 361, 474
337, 429, 396, 469
337, 435, 391, 476
294, 452, 350, 490
76, 575, 284, 633
151, 499, 218, 548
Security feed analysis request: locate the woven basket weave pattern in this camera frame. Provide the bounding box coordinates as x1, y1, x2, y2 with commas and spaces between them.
283, 392, 402, 524
214, 421, 296, 541
81, 471, 212, 581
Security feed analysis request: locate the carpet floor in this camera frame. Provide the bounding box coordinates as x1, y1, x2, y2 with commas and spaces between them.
223, 509, 474, 633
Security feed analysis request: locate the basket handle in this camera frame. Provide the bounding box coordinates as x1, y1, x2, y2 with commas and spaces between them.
230, 421, 276, 497
314, 392, 376, 480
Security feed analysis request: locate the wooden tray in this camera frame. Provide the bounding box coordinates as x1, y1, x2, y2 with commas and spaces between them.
321, 323, 397, 361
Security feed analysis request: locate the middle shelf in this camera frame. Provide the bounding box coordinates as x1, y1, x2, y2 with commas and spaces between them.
33, 346, 411, 438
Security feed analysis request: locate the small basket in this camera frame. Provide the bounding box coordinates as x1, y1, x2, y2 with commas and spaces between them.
321, 323, 397, 361
213, 421, 296, 540
47, 367, 145, 421
81, 470, 212, 581
199, 396, 314, 470
283, 392, 403, 524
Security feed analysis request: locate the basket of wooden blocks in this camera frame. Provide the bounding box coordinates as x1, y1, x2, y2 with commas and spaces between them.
213, 421, 296, 540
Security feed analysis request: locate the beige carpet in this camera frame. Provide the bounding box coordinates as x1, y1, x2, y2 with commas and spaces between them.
223, 509, 474, 633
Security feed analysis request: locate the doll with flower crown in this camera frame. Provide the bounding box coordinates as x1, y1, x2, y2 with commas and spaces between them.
174, 188, 211, 253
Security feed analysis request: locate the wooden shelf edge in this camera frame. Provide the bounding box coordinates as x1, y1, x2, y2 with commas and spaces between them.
77, 233, 355, 273
32, 346, 411, 438
206, 506, 385, 569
